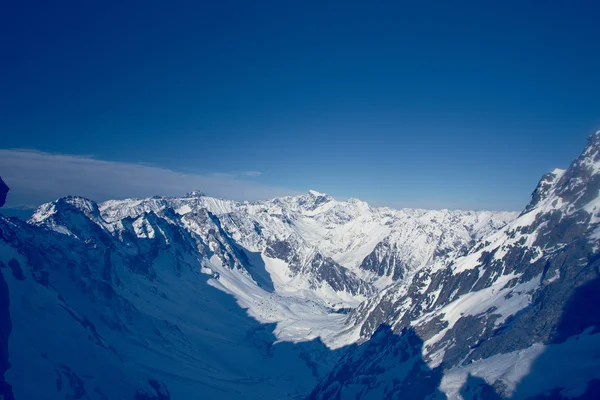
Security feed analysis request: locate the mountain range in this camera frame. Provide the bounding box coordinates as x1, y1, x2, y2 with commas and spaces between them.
1, 132, 600, 399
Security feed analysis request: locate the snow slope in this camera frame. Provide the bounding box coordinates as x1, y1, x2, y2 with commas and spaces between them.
1, 206, 346, 399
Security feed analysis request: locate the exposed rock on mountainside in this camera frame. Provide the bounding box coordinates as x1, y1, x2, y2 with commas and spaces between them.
310, 131, 600, 399
99, 190, 516, 297
17, 130, 600, 399
1, 202, 346, 399
0, 183, 515, 399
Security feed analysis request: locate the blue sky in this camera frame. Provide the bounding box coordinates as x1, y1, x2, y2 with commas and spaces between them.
1, 1, 599, 212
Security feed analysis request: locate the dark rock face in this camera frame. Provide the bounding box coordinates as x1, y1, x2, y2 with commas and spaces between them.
312, 253, 371, 295
264, 238, 294, 263
359, 241, 406, 280
181, 209, 250, 272
265, 235, 373, 297
0, 177, 9, 208
297, 191, 334, 212
358, 226, 476, 285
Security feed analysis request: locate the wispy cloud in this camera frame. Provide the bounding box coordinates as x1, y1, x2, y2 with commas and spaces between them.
208, 171, 263, 179
0, 149, 297, 209
239, 171, 262, 177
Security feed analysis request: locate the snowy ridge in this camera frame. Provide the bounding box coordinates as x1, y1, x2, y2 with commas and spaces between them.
0, 185, 517, 400
98, 190, 517, 289
0, 212, 345, 399
21, 189, 515, 352
310, 131, 600, 399
9, 130, 600, 400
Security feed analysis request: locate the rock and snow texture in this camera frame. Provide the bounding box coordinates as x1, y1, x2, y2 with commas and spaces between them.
0, 180, 519, 400
8, 131, 600, 400
99, 190, 516, 296
1, 203, 346, 399
0, 184, 514, 399
310, 131, 600, 400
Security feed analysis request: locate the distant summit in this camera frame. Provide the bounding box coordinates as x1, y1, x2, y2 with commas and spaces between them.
307, 189, 326, 197
186, 190, 206, 197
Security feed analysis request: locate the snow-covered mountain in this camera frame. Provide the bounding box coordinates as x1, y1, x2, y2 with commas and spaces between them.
2, 197, 350, 400
99, 189, 516, 298
309, 132, 600, 399
0, 176, 515, 399
6, 132, 600, 400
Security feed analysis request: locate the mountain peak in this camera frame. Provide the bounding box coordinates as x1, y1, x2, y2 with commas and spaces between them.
186, 190, 207, 197
580, 130, 600, 166
308, 189, 326, 197
28, 196, 102, 224
524, 168, 565, 213
524, 131, 600, 213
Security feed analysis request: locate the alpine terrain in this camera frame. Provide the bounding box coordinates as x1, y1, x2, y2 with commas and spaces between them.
1, 132, 600, 399
310, 133, 600, 399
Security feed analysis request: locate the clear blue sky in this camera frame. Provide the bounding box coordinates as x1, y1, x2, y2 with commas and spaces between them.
1, 0, 599, 211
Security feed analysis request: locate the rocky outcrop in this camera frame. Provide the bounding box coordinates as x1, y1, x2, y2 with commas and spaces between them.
0, 177, 9, 208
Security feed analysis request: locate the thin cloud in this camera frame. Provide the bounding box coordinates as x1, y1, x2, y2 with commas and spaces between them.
0, 149, 297, 209
240, 171, 262, 177
209, 171, 263, 179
